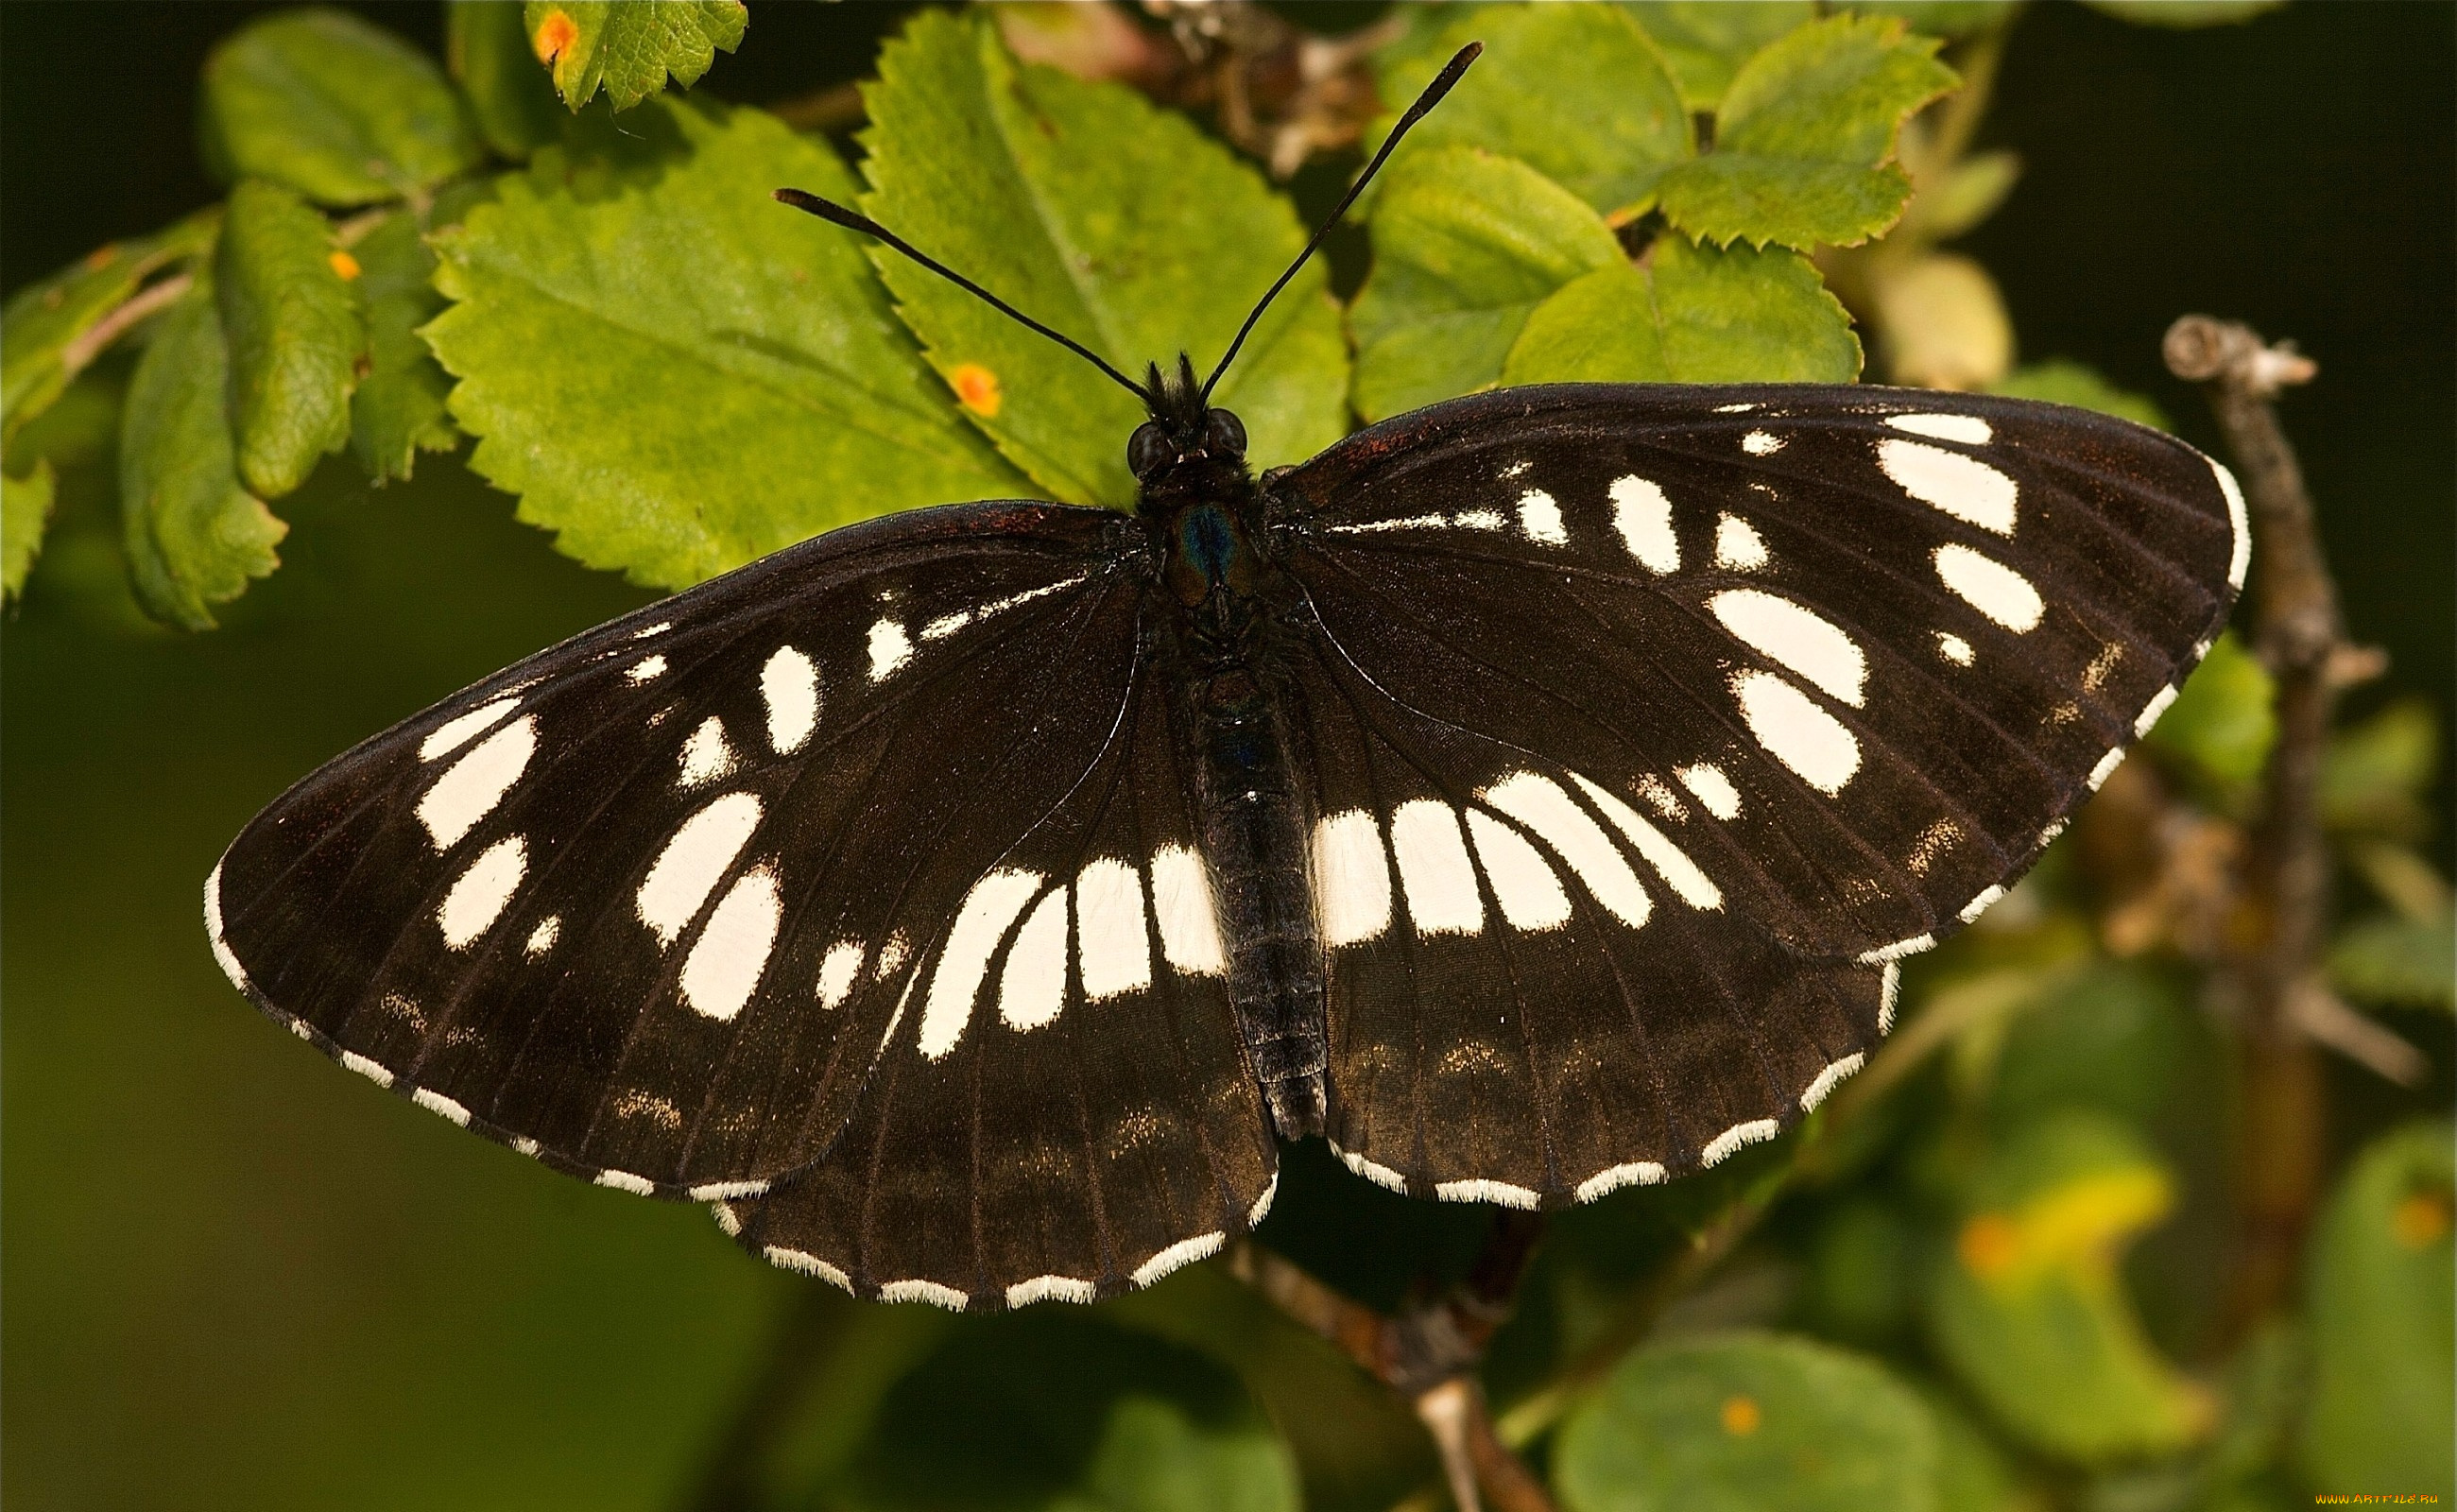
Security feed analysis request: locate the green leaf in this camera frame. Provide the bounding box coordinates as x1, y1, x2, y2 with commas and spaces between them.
1844, 2, 2023, 36
2084, 0, 2286, 26
217, 180, 366, 499
448, 0, 566, 158
424, 97, 1028, 590
1505, 235, 1863, 386
2323, 698, 2439, 837
4, 459, 56, 601
1049, 1398, 1301, 1512
859, 11, 1348, 505
2144, 630, 2276, 790
523, 1, 747, 113
348, 210, 459, 483
200, 9, 485, 207
1349, 146, 1622, 422
1555, 1332, 1940, 1512
2328, 914, 2456, 1010
1906, 149, 2023, 242
1926, 1112, 2212, 1463
3, 211, 218, 445
1918, 1384, 2030, 1512
2301, 1122, 2455, 1498
118, 286, 286, 630
1619, 3, 1818, 111
1988, 359, 2170, 431
1656, 15, 1957, 249
1373, 5, 1693, 220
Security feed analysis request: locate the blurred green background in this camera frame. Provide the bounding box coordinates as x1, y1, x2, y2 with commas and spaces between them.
4, 4, 2449, 1509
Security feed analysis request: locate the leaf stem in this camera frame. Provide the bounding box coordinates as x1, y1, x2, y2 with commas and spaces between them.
58, 270, 193, 377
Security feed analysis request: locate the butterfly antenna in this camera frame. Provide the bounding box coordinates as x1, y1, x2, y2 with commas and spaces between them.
773, 188, 1152, 405
1198, 41, 1483, 405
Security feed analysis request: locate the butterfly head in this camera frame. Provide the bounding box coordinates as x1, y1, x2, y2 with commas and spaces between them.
1129, 353, 1248, 486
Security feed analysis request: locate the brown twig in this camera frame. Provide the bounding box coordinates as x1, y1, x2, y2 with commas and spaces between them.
57, 270, 192, 376
2161, 315, 2356, 1340
1228, 1211, 1555, 1512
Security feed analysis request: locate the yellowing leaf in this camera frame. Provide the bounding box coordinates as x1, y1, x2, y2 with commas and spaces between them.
2, 211, 218, 447
1619, 2, 1819, 111
524, 0, 746, 113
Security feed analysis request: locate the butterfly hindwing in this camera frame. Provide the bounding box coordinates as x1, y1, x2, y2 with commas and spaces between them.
1265, 382, 2240, 1190
210, 501, 1166, 1196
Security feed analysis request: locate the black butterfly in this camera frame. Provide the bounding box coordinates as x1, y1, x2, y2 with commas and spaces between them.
208, 46, 2244, 1311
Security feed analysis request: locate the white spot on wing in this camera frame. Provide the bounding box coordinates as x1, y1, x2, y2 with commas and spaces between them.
439, 835, 526, 949
1569, 773, 1722, 910
625, 655, 667, 683
1007, 1275, 1097, 1307
1609, 475, 1679, 574
1886, 412, 1991, 445
1435, 1177, 1541, 1210
1937, 631, 1974, 666
1247, 1174, 1279, 1228
1713, 513, 1769, 571
524, 916, 560, 959
204, 862, 252, 994
762, 645, 818, 753
1878, 437, 2019, 534
1075, 858, 1152, 1002
681, 866, 782, 1021
1858, 934, 1934, 965
1454, 508, 1505, 531
1130, 1231, 1225, 1289
2088, 746, 2126, 790
1710, 589, 1868, 707
1150, 844, 1227, 976
712, 1203, 742, 1237
594, 1169, 656, 1195
1701, 1119, 1780, 1166
1958, 884, 2005, 925
679, 715, 738, 787
340, 1050, 394, 1088
867, 618, 912, 681
2213, 458, 2250, 590
421, 696, 520, 762
2135, 683, 2180, 737
632, 622, 672, 640
1574, 1161, 1667, 1203
418, 715, 537, 850
1311, 810, 1392, 948
1741, 429, 1783, 455
1734, 670, 1862, 794
1677, 764, 1742, 820
1517, 489, 1568, 544
999, 886, 1069, 1031
1334, 1144, 1407, 1194
1800, 1054, 1865, 1111
1464, 809, 1572, 931
875, 932, 911, 981
1636, 774, 1687, 821
689, 1179, 768, 1201
919, 869, 1044, 1059
880, 1279, 968, 1310
816, 941, 865, 1008
413, 1088, 472, 1125
1480, 772, 1650, 928
765, 1246, 852, 1292
1390, 799, 1484, 936
1933, 542, 2044, 631
1880, 961, 1902, 1033
638, 793, 764, 947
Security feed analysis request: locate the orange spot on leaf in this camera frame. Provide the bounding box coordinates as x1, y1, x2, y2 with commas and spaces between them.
83, 244, 121, 272
531, 9, 578, 64
1958, 1212, 2021, 1279
328, 249, 361, 282
2393, 1189, 2453, 1249
950, 363, 1002, 418
1720, 1395, 1761, 1435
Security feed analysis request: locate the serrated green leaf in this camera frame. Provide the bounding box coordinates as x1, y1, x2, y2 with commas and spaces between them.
1349, 147, 1622, 422
3, 211, 217, 445
524, 1, 746, 113
217, 180, 365, 499
1619, 3, 1818, 111
2145, 630, 2276, 789
119, 286, 285, 630
1906, 148, 2022, 241
1989, 359, 2169, 431
3, 459, 56, 600
1927, 1112, 2211, 1463
424, 97, 1028, 590
200, 9, 484, 207
1555, 1332, 1940, 1511
859, 11, 1347, 505
448, 0, 566, 158
2323, 698, 2439, 837
1049, 1398, 1301, 1512
348, 211, 458, 483
2084, 0, 2285, 26
1505, 235, 1863, 386
2328, 915, 2456, 1010
2302, 1122, 2455, 1497
1373, 5, 1692, 220
1658, 15, 1957, 249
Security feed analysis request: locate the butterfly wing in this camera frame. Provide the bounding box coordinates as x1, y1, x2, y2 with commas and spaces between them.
209, 500, 1231, 1201
1264, 382, 2242, 1195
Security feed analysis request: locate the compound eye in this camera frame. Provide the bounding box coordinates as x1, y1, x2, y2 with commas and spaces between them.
1126, 421, 1172, 478
1204, 408, 1247, 457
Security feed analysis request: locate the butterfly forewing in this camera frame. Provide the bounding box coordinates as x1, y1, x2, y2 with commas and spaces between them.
1265, 383, 2240, 1188
210, 501, 1166, 1196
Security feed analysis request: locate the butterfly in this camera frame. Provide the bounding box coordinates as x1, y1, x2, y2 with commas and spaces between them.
207, 45, 2244, 1311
